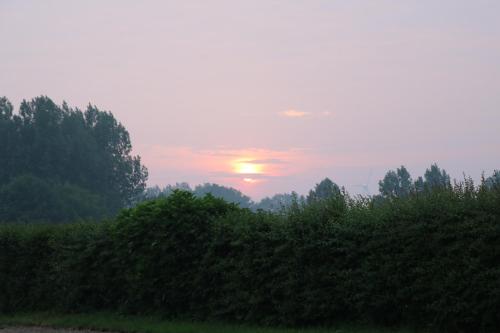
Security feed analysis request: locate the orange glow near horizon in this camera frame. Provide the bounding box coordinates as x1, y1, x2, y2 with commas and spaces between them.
140, 146, 315, 197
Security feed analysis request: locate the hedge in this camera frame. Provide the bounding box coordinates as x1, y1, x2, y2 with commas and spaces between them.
1, 188, 499, 332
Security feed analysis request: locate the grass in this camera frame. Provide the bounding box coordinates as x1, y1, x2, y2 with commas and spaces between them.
0, 312, 424, 333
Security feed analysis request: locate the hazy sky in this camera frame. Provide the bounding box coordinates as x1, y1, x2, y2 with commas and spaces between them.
1, 1, 499, 199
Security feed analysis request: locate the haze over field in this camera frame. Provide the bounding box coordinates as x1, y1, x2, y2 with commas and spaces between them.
1, 0, 499, 199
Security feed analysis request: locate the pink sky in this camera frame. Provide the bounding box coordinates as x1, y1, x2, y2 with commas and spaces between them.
1, 1, 500, 199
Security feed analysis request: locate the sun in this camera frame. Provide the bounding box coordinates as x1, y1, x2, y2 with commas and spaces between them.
233, 161, 263, 174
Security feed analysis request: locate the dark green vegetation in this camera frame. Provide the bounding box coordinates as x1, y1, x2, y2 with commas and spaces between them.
0, 96, 148, 223
142, 182, 301, 212
0, 313, 420, 333
139, 165, 498, 213
141, 183, 254, 209
1, 182, 499, 333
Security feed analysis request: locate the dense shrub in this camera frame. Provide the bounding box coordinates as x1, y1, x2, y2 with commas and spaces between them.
0, 188, 499, 332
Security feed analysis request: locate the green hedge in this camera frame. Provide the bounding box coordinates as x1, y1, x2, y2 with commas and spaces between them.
1, 188, 499, 332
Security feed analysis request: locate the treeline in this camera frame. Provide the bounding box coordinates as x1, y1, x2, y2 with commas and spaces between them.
138, 166, 500, 212
0, 96, 148, 222
1, 180, 499, 332
140, 182, 299, 211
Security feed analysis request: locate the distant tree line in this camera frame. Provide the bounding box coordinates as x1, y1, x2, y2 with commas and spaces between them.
140, 183, 254, 209
138, 179, 343, 212
378, 164, 451, 198
139, 182, 300, 212
138, 167, 500, 213
0, 96, 148, 222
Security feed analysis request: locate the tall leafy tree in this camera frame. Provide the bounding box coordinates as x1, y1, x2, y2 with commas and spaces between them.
0, 96, 148, 222
82, 104, 148, 210
306, 177, 341, 204
378, 165, 413, 198
484, 170, 500, 189
414, 163, 451, 192
0, 98, 16, 185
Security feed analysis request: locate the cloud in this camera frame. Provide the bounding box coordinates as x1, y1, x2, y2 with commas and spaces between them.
280, 109, 310, 118
279, 109, 333, 118
243, 178, 260, 184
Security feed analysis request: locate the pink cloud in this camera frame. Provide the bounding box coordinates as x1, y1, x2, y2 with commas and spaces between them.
141, 146, 307, 178
280, 109, 310, 118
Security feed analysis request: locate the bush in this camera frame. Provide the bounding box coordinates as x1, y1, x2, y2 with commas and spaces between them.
0, 188, 499, 332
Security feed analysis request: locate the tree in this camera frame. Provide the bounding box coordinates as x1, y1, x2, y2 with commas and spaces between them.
138, 183, 254, 209
414, 163, 451, 192
378, 166, 413, 198
484, 170, 500, 189
194, 183, 253, 208
0, 98, 16, 185
0, 175, 106, 223
254, 192, 300, 212
306, 178, 341, 204
163, 182, 192, 196
0, 96, 148, 222
414, 176, 425, 193
82, 103, 148, 210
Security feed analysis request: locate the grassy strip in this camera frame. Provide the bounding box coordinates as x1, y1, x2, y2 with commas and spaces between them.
0, 313, 422, 333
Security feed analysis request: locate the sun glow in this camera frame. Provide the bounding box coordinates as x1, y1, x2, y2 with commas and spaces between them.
233, 161, 264, 174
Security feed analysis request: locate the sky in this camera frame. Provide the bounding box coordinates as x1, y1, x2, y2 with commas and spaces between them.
1, 0, 499, 200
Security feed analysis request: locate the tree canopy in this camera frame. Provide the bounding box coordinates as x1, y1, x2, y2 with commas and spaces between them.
253, 192, 302, 212
0, 96, 148, 222
415, 163, 451, 192
378, 166, 413, 198
484, 170, 500, 189
306, 178, 341, 204
378, 163, 455, 200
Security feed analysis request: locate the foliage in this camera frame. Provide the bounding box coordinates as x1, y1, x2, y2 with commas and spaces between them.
414, 164, 451, 193
0, 96, 147, 222
194, 183, 253, 209
484, 170, 500, 189
113, 190, 240, 313
378, 164, 453, 199
138, 183, 253, 209
306, 178, 341, 204
139, 185, 305, 213
378, 166, 413, 198
1, 183, 499, 332
253, 192, 303, 212
0, 175, 106, 223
